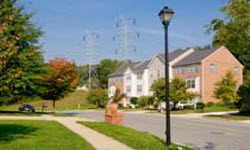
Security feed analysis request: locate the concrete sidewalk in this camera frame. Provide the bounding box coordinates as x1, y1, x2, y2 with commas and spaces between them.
0, 115, 132, 150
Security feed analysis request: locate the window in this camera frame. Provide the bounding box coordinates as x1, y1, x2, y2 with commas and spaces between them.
177, 67, 184, 74
157, 70, 160, 78
126, 74, 131, 80
137, 85, 142, 92
210, 64, 215, 73
137, 71, 143, 80
126, 85, 131, 92
190, 65, 199, 73
233, 67, 239, 75
187, 79, 195, 88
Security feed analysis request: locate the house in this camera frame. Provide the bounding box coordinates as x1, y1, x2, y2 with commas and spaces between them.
172, 46, 243, 104
108, 48, 194, 107
108, 46, 243, 106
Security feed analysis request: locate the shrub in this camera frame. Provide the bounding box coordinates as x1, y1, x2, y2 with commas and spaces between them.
137, 96, 153, 108
86, 89, 108, 108
238, 75, 250, 112
130, 97, 138, 105
184, 105, 195, 110
206, 102, 215, 107
196, 102, 205, 110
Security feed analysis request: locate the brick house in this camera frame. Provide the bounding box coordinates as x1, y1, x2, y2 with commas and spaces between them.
172, 46, 243, 103
108, 46, 243, 106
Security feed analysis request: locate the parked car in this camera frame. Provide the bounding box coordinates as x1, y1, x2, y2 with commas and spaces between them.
175, 101, 193, 110
157, 102, 174, 113
19, 104, 35, 112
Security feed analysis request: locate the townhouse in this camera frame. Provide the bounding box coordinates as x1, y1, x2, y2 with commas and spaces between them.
108, 46, 243, 106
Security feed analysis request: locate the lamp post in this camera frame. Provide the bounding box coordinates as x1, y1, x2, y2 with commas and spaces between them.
158, 6, 174, 146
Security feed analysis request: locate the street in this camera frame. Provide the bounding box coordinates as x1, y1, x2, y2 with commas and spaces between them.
76, 111, 250, 150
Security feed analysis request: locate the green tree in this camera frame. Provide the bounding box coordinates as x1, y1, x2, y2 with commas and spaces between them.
0, 0, 47, 104
207, 0, 250, 71
41, 58, 79, 109
150, 78, 198, 107
86, 88, 108, 108
238, 71, 250, 112
137, 96, 154, 108
96, 59, 121, 88
214, 72, 239, 105
170, 78, 198, 107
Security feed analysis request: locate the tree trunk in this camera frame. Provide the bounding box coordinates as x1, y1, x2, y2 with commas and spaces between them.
53, 99, 56, 112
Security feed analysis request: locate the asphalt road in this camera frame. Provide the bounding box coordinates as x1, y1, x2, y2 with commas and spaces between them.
76, 111, 250, 150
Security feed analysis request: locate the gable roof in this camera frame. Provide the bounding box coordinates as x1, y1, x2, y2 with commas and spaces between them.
108, 49, 190, 78
158, 49, 190, 62
173, 47, 218, 67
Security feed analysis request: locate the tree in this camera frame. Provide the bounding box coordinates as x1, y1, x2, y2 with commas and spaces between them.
238, 71, 250, 112
150, 78, 198, 107
77, 64, 99, 87
207, 0, 250, 71
137, 96, 154, 108
213, 72, 239, 105
86, 88, 108, 108
0, 0, 47, 104
169, 78, 198, 107
110, 89, 126, 104
96, 59, 121, 88
41, 58, 79, 109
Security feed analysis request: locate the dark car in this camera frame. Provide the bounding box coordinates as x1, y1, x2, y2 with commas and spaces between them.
19, 104, 35, 112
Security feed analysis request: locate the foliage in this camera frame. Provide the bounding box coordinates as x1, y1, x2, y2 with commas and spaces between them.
137, 96, 154, 108
214, 72, 239, 105
0, 0, 47, 104
40, 58, 79, 108
77, 64, 99, 87
238, 71, 250, 112
86, 88, 108, 108
96, 59, 121, 88
206, 102, 215, 107
130, 97, 138, 105
111, 89, 126, 104
206, 0, 250, 71
150, 78, 198, 107
80, 121, 192, 150
196, 102, 205, 110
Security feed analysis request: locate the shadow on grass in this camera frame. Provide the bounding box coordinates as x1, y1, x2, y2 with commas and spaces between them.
0, 124, 37, 142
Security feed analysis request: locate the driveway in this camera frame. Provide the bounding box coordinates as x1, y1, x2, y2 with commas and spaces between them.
76, 111, 250, 150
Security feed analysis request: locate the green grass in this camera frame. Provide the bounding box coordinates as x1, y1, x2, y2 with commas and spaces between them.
0, 120, 94, 150
51, 113, 76, 117
0, 113, 42, 116
206, 112, 250, 120
0, 91, 96, 111
79, 121, 192, 150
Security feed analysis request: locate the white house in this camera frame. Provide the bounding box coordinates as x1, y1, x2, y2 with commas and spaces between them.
108, 48, 194, 107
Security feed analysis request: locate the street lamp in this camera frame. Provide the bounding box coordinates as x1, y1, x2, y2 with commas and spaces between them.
158, 6, 174, 146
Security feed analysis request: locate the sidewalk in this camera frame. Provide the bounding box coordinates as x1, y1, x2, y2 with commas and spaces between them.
0, 115, 132, 150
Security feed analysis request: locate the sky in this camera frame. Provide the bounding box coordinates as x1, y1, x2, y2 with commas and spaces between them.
20, 0, 227, 65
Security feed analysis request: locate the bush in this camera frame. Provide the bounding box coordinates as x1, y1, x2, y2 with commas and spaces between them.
206, 102, 215, 107
137, 96, 153, 108
86, 89, 108, 108
184, 105, 195, 110
238, 80, 250, 112
130, 97, 138, 105
196, 102, 205, 110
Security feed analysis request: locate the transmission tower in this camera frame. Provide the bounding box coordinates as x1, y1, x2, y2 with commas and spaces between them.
113, 17, 140, 66
83, 32, 99, 89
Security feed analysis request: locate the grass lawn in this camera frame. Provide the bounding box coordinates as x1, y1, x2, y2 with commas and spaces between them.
0, 112, 42, 116
205, 112, 250, 120
168, 105, 237, 114
0, 120, 94, 150
79, 121, 192, 150
0, 91, 96, 111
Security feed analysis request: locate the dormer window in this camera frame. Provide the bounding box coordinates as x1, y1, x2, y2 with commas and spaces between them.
210, 64, 215, 73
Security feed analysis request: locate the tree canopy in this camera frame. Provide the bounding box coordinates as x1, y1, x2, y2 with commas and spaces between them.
207, 0, 250, 71
0, 0, 47, 104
